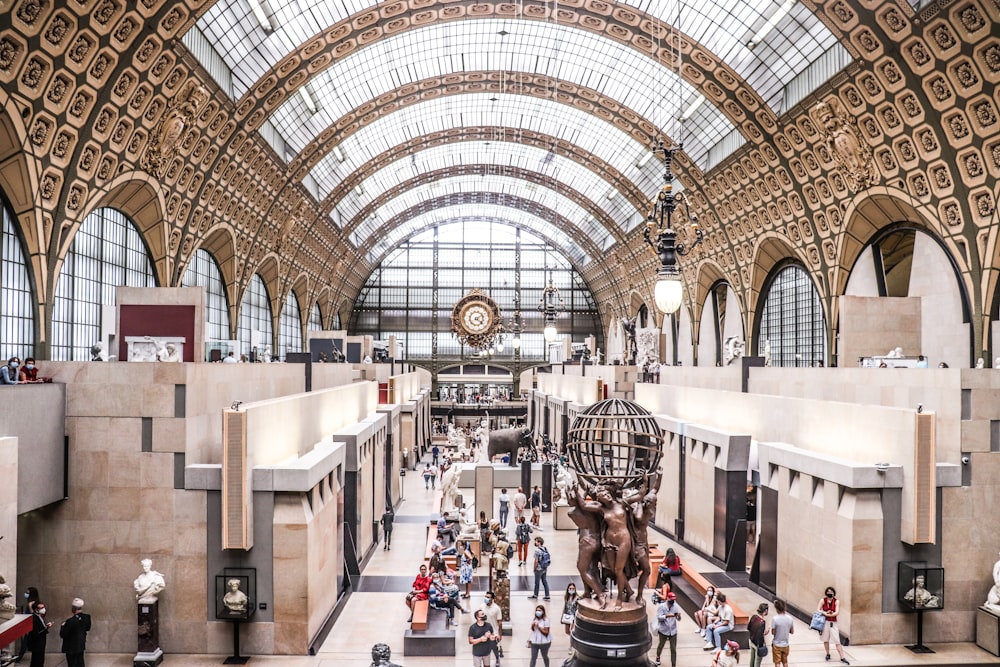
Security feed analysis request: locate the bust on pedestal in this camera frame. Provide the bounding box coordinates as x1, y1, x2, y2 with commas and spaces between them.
134, 558, 166, 667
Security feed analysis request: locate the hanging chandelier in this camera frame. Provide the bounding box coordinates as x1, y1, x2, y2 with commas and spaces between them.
643, 140, 703, 314
538, 271, 565, 342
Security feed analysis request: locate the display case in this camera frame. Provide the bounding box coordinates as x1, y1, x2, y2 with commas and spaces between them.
898, 562, 944, 611
215, 568, 256, 621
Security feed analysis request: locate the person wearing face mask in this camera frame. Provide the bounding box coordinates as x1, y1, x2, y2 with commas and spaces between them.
561, 583, 579, 636
818, 586, 849, 665
528, 604, 552, 667
477, 591, 504, 665
13, 587, 41, 662
17, 357, 41, 383
25, 601, 53, 667
1, 356, 21, 384
468, 610, 497, 667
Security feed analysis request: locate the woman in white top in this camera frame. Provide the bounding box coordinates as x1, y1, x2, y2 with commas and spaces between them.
528, 603, 552, 667
695, 586, 719, 637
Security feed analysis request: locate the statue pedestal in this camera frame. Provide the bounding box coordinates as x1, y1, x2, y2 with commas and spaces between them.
568, 599, 650, 666
553, 504, 574, 530
494, 577, 512, 633
134, 602, 163, 667
977, 606, 1000, 656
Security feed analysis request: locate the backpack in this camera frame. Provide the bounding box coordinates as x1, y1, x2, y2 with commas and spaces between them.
516, 523, 530, 543
506, 543, 514, 559
538, 547, 551, 568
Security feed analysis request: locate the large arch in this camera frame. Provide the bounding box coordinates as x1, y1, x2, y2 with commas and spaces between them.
746, 233, 812, 353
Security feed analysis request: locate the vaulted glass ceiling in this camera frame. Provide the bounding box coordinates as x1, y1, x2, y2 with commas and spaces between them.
186, 0, 845, 264
332, 141, 649, 237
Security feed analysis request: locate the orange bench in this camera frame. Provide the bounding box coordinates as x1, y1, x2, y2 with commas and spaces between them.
411, 599, 430, 631
646, 547, 665, 588
681, 567, 749, 626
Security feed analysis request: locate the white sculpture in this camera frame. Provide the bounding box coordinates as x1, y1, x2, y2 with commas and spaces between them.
440, 463, 462, 515
763, 339, 771, 367
986, 553, 1000, 614
157, 342, 181, 362
635, 327, 659, 367
594, 348, 603, 365
457, 505, 479, 540
134, 558, 167, 604
904, 574, 939, 608
222, 578, 249, 614
887, 347, 904, 359
0, 575, 14, 622
724, 336, 745, 366
554, 464, 576, 506
977, 357, 986, 369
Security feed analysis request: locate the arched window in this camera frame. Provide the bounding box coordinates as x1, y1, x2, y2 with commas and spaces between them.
237, 274, 273, 360
1, 196, 35, 360
181, 249, 231, 342
52, 207, 155, 360
332, 311, 342, 330
308, 303, 323, 331
278, 291, 303, 359
758, 264, 826, 367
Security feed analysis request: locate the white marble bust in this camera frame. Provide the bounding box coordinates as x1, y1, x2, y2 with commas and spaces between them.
134, 558, 166, 604
223, 578, 248, 614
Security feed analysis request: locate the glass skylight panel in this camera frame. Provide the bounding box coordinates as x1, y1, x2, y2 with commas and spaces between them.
269, 19, 713, 155
334, 141, 641, 229
307, 93, 650, 202
351, 174, 609, 247
367, 208, 588, 266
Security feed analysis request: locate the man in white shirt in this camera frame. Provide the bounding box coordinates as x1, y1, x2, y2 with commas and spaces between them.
704, 592, 734, 650
477, 590, 504, 665
222, 351, 238, 363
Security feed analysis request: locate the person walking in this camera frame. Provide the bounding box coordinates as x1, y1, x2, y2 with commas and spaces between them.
530, 485, 542, 527
432, 444, 440, 465
468, 610, 497, 667
14, 586, 41, 663
712, 640, 742, 667
513, 487, 528, 523
515, 516, 533, 566
770, 598, 794, 667
380, 507, 394, 550
478, 591, 504, 665
25, 600, 52, 667
528, 536, 551, 600
747, 602, 769, 667
423, 463, 434, 490
653, 591, 681, 667
528, 604, 552, 667
818, 586, 849, 665
498, 488, 510, 528
59, 598, 91, 667
561, 583, 579, 636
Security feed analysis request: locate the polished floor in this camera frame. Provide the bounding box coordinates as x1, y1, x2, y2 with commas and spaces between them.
13, 458, 1000, 666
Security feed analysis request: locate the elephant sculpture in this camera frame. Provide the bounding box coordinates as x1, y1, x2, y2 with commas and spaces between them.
487, 427, 534, 466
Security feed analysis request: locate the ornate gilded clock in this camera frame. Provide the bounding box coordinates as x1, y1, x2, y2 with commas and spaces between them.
451, 289, 505, 350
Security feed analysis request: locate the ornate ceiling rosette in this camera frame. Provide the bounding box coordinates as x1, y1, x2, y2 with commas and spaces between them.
451, 288, 506, 351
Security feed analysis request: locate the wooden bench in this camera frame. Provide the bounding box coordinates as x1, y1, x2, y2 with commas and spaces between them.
411, 599, 431, 631
423, 525, 458, 570
680, 567, 749, 627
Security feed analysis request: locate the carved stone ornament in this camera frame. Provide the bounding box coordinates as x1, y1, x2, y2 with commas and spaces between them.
810, 100, 875, 192
141, 80, 209, 177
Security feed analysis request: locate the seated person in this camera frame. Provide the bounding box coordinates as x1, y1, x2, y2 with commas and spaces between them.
437, 515, 456, 545
404, 564, 432, 622
428, 572, 467, 625
428, 545, 447, 575
18, 357, 51, 383
657, 548, 683, 588
1, 356, 20, 384
695, 587, 719, 638
704, 592, 734, 650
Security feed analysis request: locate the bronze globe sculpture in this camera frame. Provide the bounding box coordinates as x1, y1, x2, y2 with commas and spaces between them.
564, 398, 665, 667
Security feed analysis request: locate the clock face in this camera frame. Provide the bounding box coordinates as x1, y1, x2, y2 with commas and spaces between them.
451, 289, 504, 349
461, 303, 492, 334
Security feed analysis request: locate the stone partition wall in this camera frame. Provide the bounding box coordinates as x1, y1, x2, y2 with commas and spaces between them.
271, 472, 343, 653
652, 417, 684, 539
15, 362, 364, 655
657, 365, 743, 392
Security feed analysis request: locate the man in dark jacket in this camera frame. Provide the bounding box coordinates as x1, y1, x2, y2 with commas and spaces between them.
59, 598, 91, 667
26, 600, 52, 667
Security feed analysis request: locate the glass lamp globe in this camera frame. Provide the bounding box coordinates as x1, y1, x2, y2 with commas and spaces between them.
655, 275, 683, 314
544, 323, 558, 342
511, 335, 521, 350
496, 341, 504, 352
